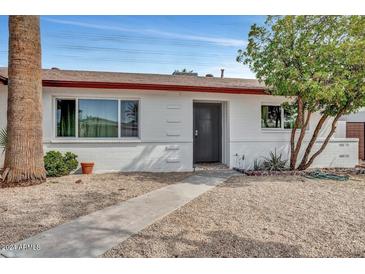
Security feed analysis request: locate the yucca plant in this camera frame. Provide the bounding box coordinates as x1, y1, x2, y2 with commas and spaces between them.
262, 149, 287, 171
253, 159, 262, 171
0, 128, 7, 154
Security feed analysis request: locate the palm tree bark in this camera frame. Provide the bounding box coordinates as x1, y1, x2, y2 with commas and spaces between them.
2, 16, 46, 185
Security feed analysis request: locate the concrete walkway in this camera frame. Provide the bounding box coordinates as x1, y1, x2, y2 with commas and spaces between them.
1, 170, 238, 258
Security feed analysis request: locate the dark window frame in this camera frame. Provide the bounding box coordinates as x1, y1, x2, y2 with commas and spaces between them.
261, 105, 282, 129
56, 99, 76, 137
120, 100, 139, 138
261, 104, 304, 130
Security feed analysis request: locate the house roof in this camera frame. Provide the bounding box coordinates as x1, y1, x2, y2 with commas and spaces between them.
0, 67, 267, 95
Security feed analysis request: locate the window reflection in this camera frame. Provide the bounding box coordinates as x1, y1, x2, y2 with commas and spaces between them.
121, 101, 139, 137
78, 99, 118, 138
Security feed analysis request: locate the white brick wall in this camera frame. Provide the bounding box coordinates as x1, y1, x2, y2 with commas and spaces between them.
0, 85, 358, 172
230, 138, 358, 170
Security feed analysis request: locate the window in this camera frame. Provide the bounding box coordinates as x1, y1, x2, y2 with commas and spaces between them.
55, 98, 140, 139
261, 104, 301, 130
120, 100, 139, 137
78, 99, 119, 138
56, 99, 76, 137
261, 105, 281, 128
283, 106, 298, 129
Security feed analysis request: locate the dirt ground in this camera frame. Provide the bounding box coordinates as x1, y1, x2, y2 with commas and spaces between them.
103, 175, 365, 258
0, 172, 191, 247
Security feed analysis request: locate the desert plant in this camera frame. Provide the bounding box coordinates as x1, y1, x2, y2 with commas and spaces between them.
253, 159, 262, 171
0, 128, 7, 153
262, 149, 287, 171
44, 151, 78, 177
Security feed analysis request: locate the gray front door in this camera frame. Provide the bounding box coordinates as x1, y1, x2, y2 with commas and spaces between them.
193, 102, 222, 163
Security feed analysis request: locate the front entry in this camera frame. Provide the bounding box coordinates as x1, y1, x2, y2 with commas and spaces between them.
193, 102, 222, 163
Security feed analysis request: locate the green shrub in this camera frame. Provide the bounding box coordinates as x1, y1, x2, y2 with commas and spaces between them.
44, 151, 68, 177
63, 152, 78, 173
262, 149, 287, 171
44, 151, 78, 177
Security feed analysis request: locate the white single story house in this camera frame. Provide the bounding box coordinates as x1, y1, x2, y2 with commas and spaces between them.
0, 68, 358, 172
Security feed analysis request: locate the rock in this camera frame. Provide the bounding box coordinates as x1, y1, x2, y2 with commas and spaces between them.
75, 179, 82, 184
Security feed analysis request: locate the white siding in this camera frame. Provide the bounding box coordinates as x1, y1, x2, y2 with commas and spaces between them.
0, 85, 358, 172
230, 138, 358, 170
43, 142, 192, 172
334, 120, 347, 138
342, 108, 365, 122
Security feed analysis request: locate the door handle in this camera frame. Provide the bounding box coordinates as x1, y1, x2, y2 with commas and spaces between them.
194, 129, 198, 137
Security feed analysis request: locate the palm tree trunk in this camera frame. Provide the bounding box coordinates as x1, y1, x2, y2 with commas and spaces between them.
2, 16, 46, 185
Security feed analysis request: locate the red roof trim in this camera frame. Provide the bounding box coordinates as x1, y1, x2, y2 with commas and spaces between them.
42, 80, 267, 95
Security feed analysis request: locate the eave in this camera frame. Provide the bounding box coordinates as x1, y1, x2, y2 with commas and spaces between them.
42, 80, 267, 95
0, 77, 267, 95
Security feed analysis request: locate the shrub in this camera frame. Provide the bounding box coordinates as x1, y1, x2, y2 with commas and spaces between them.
44, 151, 68, 177
63, 152, 78, 173
44, 151, 78, 177
261, 149, 287, 171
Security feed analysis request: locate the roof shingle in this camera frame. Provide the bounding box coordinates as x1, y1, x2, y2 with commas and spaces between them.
0, 68, 265, 90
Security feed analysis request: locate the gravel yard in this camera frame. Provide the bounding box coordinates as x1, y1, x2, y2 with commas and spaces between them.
103, 175, 365, 258
0, 172, 191, 247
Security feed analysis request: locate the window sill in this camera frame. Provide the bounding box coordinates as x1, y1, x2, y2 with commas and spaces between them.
49, 138, 142, 144
261, 128, 292, 133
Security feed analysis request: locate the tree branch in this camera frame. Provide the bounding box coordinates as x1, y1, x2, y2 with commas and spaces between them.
294, 110, 312, 155
297, 114, 329, 170
290, 96, 303, 169
300, 110, 344, 169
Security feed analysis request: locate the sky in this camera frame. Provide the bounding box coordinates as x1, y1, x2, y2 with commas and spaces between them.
0, 16, 265, 78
